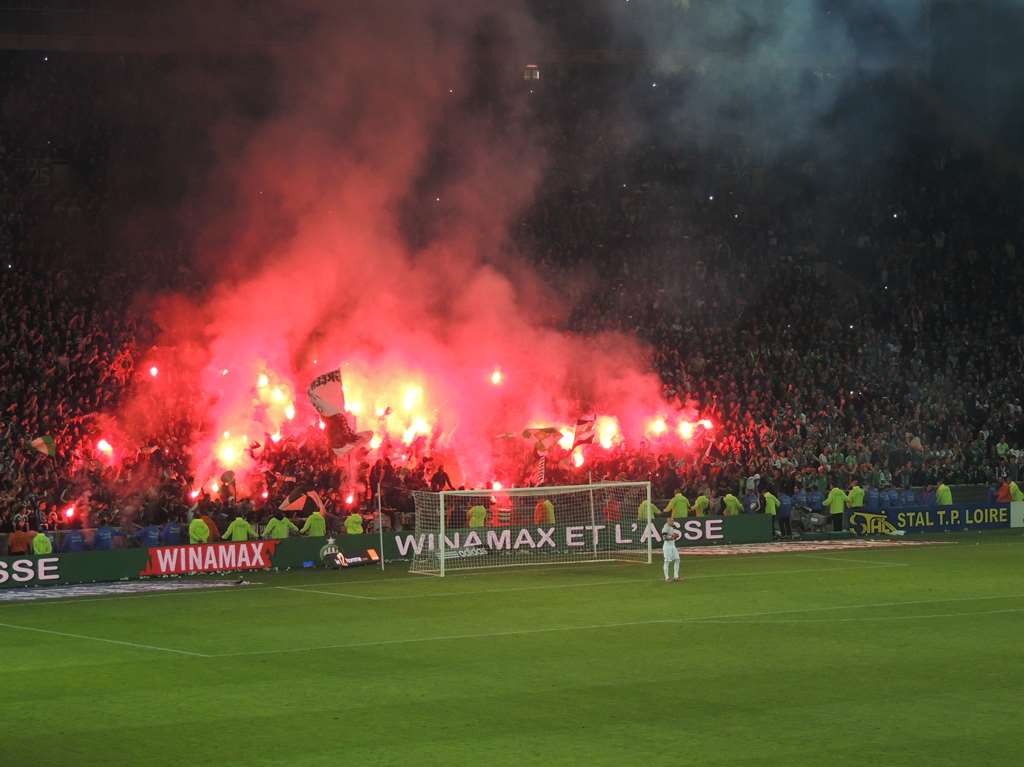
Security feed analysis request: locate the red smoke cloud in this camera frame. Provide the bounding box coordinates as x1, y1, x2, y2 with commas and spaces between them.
112, 2, 703, 492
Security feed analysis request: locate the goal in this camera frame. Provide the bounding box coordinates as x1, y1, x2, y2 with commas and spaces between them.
409, 481, 653, 576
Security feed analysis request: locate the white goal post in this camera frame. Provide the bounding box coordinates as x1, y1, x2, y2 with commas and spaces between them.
409, 481, 653, 576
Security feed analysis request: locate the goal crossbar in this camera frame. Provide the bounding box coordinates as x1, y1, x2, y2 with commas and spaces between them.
428, 481, 651, 497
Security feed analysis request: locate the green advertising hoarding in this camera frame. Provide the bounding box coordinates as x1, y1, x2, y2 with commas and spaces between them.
0, 515, 772, 589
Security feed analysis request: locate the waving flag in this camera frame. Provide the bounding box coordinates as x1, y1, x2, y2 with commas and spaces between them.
308, 369, 345, 417
279, 488, 327, 515
522, 426, 560, 456
571, 416, 596, 449
30, 436, 56, 456
532, 455, 546, 486
307, 369, 372, 456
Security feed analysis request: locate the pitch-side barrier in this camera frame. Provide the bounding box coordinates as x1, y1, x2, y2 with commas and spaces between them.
0, 515, 772, 589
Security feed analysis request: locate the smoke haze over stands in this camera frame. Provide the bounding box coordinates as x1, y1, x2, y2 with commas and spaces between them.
1, 1, 1023, 532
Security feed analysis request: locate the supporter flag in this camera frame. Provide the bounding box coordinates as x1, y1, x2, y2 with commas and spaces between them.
522, 426, 559, 456
571, 416, 596, 449
30, 436, 56, 456
279, 488, 327, 516
532, 455, 546, 486
307, 369, 372, 456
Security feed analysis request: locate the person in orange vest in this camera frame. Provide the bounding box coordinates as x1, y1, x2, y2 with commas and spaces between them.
996, 480, 1011, 504
488, 501, 505, 527
7, 521, 35, 555
200, 511, 221, 542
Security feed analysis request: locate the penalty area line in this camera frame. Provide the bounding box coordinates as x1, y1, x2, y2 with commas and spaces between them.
0, 620, 209, 657
685, 592, 1024, 623
271, 586, 380, 601
690, 607, 1024, 625
367, 563, 903, 600
794, 553, 911, 567
211, 618, 683, 657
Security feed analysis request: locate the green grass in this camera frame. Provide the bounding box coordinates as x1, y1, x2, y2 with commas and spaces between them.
3, 533, 1023, 766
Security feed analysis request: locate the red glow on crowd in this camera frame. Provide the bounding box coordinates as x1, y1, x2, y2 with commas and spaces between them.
106, 350, 721, 494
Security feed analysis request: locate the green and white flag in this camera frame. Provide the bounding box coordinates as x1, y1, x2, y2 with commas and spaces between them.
30, 436, 56, 456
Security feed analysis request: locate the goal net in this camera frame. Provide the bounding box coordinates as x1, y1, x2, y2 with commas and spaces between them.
409, 481, 653, 576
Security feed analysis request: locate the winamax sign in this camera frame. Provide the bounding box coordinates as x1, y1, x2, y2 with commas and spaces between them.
140, 540, 279, 576
849, 504, 1011, 535
393, 520, 725, 557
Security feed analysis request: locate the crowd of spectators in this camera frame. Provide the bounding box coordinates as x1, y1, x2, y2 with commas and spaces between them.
2, 51, 1024, 545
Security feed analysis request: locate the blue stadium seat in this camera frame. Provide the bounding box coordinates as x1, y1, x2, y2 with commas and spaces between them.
866, 487, 880, 512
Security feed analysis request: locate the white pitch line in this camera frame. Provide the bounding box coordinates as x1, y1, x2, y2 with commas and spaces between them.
305, 561, 635, 587
272, 586, 380, 601
278, 563, 901, 601
387, 563, 906, 597
209, 590, 1024, 658
212, 618, 683, 657
692, 607, 1024, 625
795, 553, 910, 567
0, 620, 209, 657
685, 592, 1024, 622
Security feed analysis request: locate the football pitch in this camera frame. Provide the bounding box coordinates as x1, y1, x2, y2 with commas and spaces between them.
3, 533, 1022, 767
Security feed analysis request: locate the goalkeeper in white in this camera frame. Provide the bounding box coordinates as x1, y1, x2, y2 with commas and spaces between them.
661, 518, 682, 582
